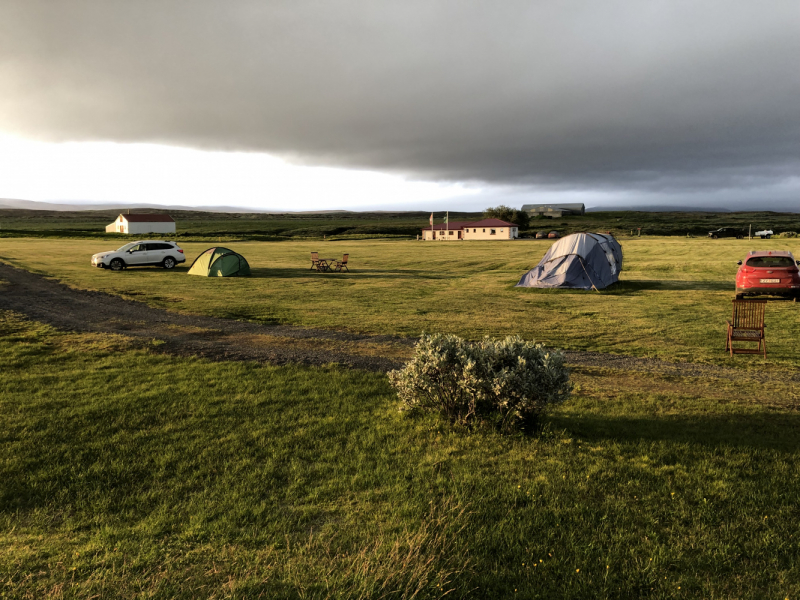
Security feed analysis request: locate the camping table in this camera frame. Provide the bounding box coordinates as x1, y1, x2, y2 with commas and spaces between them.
317, 258, 336, 272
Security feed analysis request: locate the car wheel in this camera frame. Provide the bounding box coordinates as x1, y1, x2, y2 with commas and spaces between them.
163, 256, 176, 269
766, 234, 771, 239
712, 234, 718, 239
109, 258, 124, 271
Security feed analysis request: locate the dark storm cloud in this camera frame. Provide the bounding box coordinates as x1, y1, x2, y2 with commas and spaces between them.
0, 0, 798, 202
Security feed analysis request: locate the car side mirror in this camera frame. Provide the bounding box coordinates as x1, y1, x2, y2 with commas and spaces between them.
736, 260, 742, 265
797, 260, 800, 265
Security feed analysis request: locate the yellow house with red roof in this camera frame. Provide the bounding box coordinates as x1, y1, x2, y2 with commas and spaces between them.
422, 218, 518, 241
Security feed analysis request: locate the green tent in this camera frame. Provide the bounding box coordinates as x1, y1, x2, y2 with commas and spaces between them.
187, 247, 251, 277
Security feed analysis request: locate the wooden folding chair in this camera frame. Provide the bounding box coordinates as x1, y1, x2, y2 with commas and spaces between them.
334, 254, 349, 272
725, 299, 767, 357
310, 252, 320, 271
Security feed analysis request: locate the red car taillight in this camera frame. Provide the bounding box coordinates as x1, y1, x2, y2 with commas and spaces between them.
178, 249, 184, 253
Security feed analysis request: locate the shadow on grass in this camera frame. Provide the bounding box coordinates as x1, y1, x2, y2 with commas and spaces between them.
247, 267, 455, 280
552, 412, 800, 452
608, 279, 734, 293
516, 279, 734, 295
94, 266, 455, 281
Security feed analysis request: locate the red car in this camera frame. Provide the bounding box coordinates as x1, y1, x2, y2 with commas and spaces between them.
735, 250, 800, 300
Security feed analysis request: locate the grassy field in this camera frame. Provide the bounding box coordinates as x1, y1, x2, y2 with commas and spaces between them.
2, 235, 800, 598
2, 313, 799, 599
0, 209, 474, 241
1, 208, 799, 241
1, 236, 800, 365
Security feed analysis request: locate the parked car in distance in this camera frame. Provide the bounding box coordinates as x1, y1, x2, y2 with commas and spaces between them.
548, 231, 560, 239
535, 230, 548, 239
735, 250, 800, 300
91, 241, 186, 271
708, 227, 744, 239
754, 229, 773, 239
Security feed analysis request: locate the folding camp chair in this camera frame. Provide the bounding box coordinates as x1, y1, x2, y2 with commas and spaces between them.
725, 299, 767, 357
334, 254, 349, 272
310, 252, 320, 271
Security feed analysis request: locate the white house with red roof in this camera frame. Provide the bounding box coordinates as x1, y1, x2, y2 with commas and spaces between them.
105, 213, 176, 234
421, 218, 518, 241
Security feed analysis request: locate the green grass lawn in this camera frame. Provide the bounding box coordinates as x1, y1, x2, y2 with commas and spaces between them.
2, 236, 800, 365
2, 313, 799, 599
3, 236, 800, 598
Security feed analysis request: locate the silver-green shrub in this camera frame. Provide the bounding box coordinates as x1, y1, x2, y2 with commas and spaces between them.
780, 231, 797, 238
388, 334, 572, 432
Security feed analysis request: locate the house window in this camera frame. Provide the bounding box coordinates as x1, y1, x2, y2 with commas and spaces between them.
490, 229, 496, 235
482, 229, 486, 233
449, 230, 454, 235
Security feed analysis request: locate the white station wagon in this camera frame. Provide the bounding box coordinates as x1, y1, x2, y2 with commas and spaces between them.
91, 240, 186, 271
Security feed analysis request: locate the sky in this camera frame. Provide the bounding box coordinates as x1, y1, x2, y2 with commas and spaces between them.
0, 1, 798, 212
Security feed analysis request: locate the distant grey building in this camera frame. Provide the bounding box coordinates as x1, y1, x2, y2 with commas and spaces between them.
522, 203, 585, 217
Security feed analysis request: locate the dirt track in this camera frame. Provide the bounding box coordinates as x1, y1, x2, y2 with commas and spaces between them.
0, 262, 411, 372
1, 261, 796, 382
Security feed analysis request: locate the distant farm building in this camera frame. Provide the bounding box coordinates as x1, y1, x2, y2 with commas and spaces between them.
422, 219, 519, 241
106, 214, 176, 235
522, 203, 585, 218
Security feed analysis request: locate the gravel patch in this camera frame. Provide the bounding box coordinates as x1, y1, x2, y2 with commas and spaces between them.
2, 261, 796, 383
0, 262, 408, 372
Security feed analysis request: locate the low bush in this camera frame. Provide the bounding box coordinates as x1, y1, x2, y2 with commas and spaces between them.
780, 231, 797, 238
389, 334, 572, 432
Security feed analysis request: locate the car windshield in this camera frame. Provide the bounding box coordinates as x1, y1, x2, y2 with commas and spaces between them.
746, 256, 794, 268
116, 242, 137, 252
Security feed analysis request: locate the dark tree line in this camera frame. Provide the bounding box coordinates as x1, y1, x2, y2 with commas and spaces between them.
482, 205, 530, 229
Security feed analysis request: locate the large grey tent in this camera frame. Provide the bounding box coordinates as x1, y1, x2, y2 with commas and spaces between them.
516, 233, 623, 290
